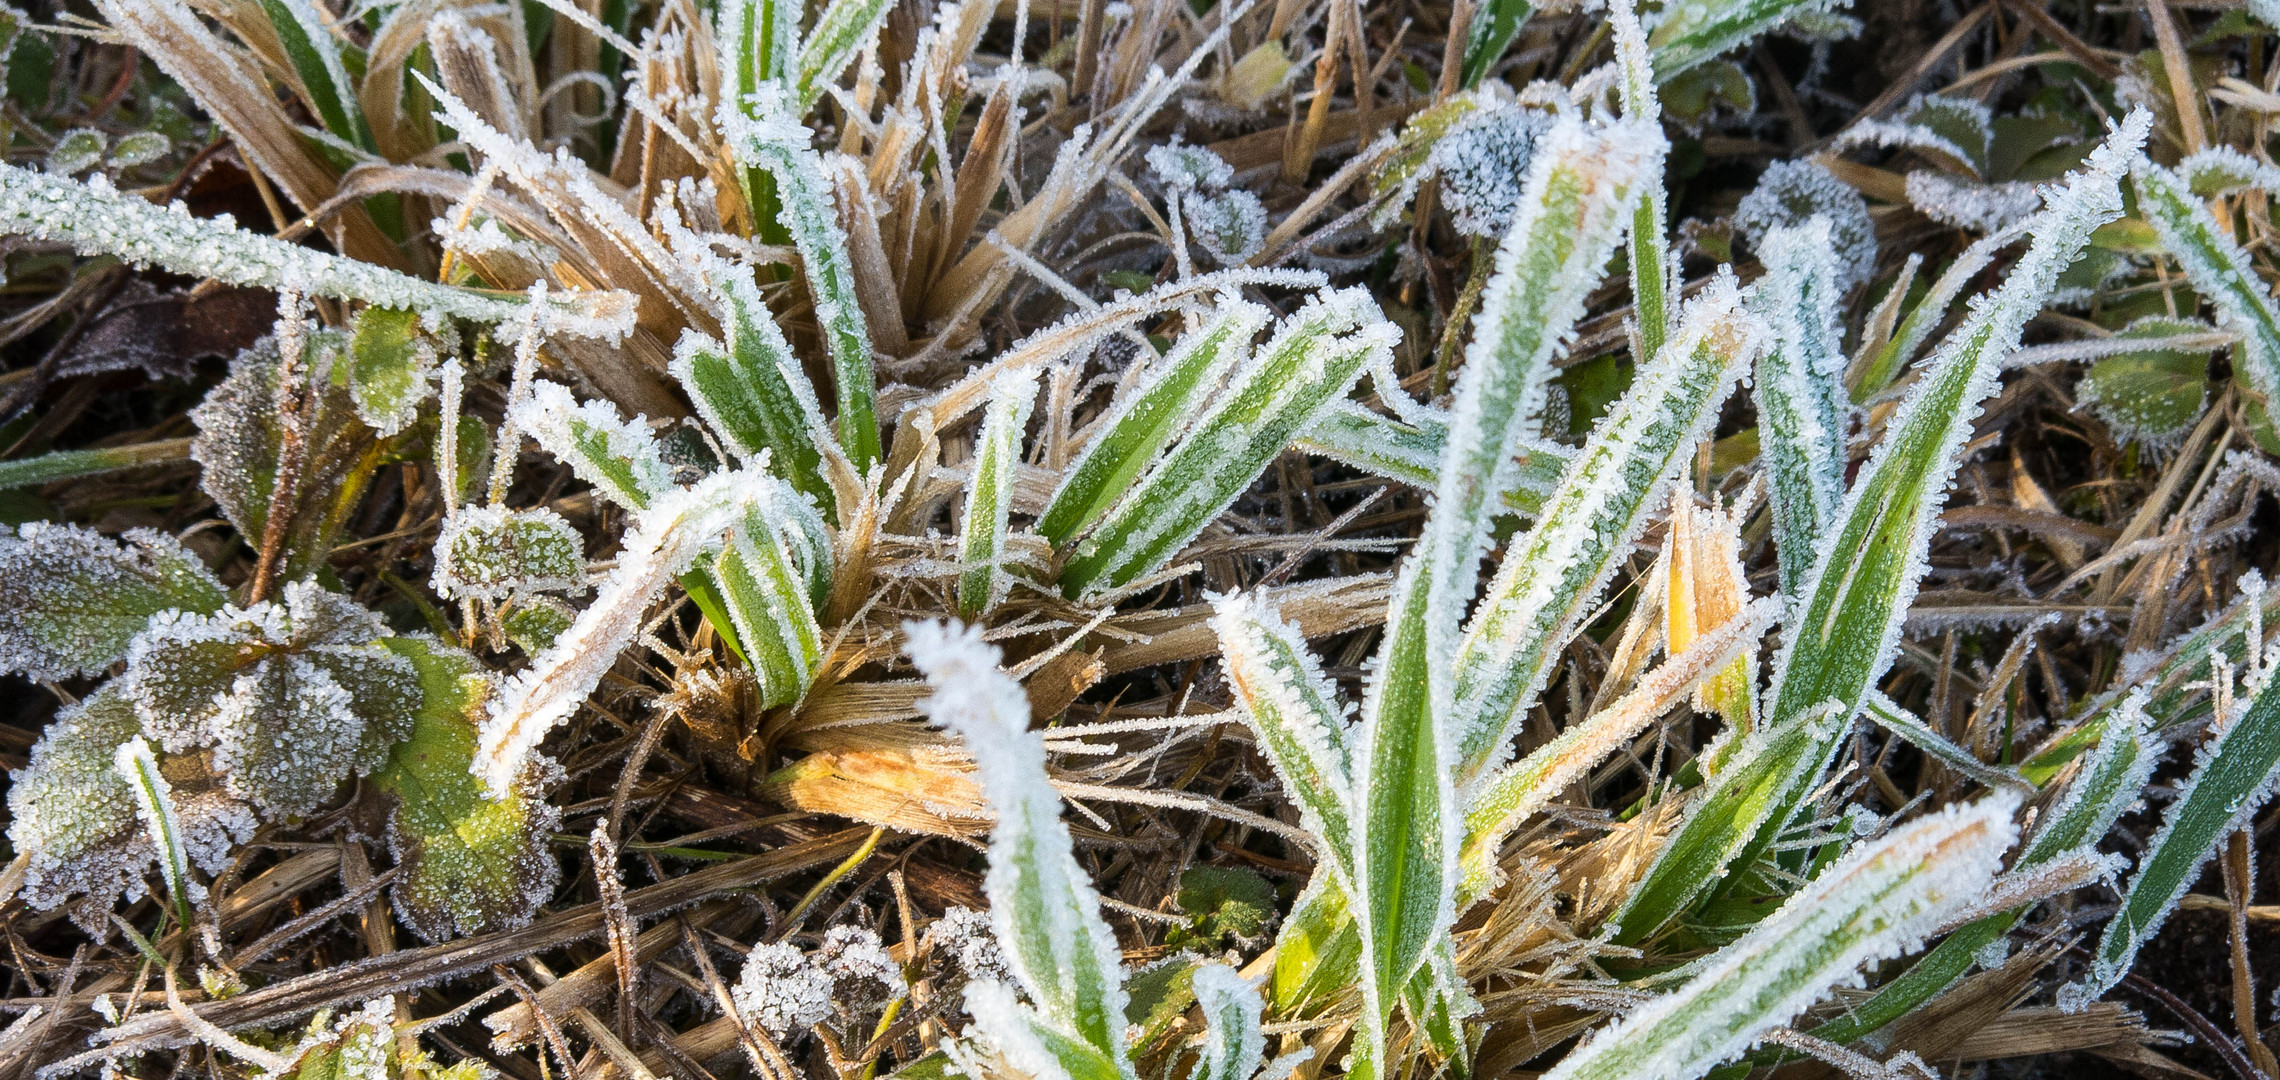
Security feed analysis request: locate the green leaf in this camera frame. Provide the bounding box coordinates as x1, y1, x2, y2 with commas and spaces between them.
1187, 964, 1265, 1080
0, 522, 226, 680
112, 736, 195, 930
2078, 316, 2214, 444
510, 381, 674, 511
1059, 290, 1395, 599
0, 438, 193, 491
1646, 0, 1846, 82
794, 0, 893, 110
1213, 594, 1355, 883
2131, 159, 2280, 427
1039, 302, 1264, 546
1545, 797, 2018, 1080
1612, 112, 2144, 945
1458, 0, 1531, 90
2072, 665, 2280, 1006
959, 372, 1036, 617
713, 491, 828, 708
1291, 401, 1447, 489
500, 595, 575, 653
372, 636, 561, 942
671, 267, 838, 513
255, 0, 373, 149
1172, 867, 1277, 949
1749, 218, 1850, 599
345, 307, 434, 438
431, 506, 586, 601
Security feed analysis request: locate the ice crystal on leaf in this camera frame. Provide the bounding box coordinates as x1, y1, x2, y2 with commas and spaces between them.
124, 581, 417, 818
1187, 190, 1269, 266
1733, 158, 1877, 292
431, 506, 588, 601
7, 686, 257, 921
192, 336, 385, 584
509, 381, 676, 511
735, 941, 836, 1039
934, 905, 1012, 984
0, 523, 227, 681
345, 306, 441, 438
1428, 105, 1555, 239
821, 925, 908, 1010
1146, 141, 1236, 192
47, 129, 104, 176
1903, 171, 2043, 234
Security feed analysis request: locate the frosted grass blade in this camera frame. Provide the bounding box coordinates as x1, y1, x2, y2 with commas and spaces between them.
1750, 218, 1850, 598
1452, 274, 1759, 781
1212, 594, 1355, 881
1458, 0, 1532, 90
1187, 965, 1265, 1080
1039, 301, 1265, 546
1862, 691, 2032, 795
1544, 796, 2019, 1080
958, 372, 1036, 618
0, 165, 633, 337
906, 622, 1134, 1077
1613, 1, 1672, 359
510, 382, 675, 512
113, 736, 197, 929
0, 439, 193, 491
794, 0, 894, 110
1851, 223, 2026, 402
715, 491, 829, 708
1646, 0, 1850, 82
2070, 668, 2280, 1006
1059, 289, 1396, 599
256, 0, 373, 150
2132, 159, 2280, 429
725, 102, 882, 469
671, 268, 837, 512
1291, 402, 1445, 489
1612, 112, 2146, 944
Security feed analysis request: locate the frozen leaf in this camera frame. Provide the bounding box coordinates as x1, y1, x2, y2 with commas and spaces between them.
737, 941, 834, 1040
1040, 299, 1266, 546
510, 381, 675, 511
670, 264, 837, 511
1187, 965, 1265, 1080
1212, 593, 1354, 882
1903, 172, 2042, 234
0, 165, 633, 336
713, 483, 831, 708
819, 925, 907, 1010
47, 129, 103, 176
1146, 142, 1235, 192
1733, 158, 1877, 293
7, 685, 256, 920
1185, 190, 1268, 266
2078, 315, 2215, 446
958, 370, 1036, 617
499, 595, 575, 654
368, 637, 560, 942
0, 522, 226, 681
935, 905, 1011, 985
113, 735, 196, 923
110, 131, 169, 169
1458, 0, 1531, 89
1749, 218, 1851, 598
1647, 0, 1851, 81
1171, 866, 1278, 950
2178, 146, 2280, 197
1427, 105, 1555, 240
267, 998, 399, 1080
191, 335, 385, 584
431, 506, 587, 602
2132, 158, 2280, 442
905, 621, 1133, 1079
345, 307, 436, 437
1544, 797, 2018, 1080
123, 581, 418, 818
477, 468, 754, 795
794, 0, 894, 110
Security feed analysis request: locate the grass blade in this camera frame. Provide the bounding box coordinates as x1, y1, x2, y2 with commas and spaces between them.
1187, 965, 1265, 1080
1544, 796, 2019, 1080
256, 0, 374, 150
795, 0, 894, 111
1647, 0, 1849, 82
1458, 0, 1532, 90
958, 372, 1036, 618
906, 622, 1133, 1076
113, 736, 198, 929
0, 439, 194, 491
1212, 593, 1355, 881
672, 267, 838, 513
1611, 113, 2147, 944
2132, 158, 2280, 434
1059, 289, 1396, 599
715, 490, 830, 708
1039, 301, 1265, 546
1749, 218, 1851, 599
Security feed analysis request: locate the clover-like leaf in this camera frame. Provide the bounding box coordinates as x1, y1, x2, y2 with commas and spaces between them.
123, 581, 418, 818
2079, 316, 2215, 446
366, 637, 560, 941
430, 506, 587, 601
344, 306, 437, 437
0, 522, 226, 681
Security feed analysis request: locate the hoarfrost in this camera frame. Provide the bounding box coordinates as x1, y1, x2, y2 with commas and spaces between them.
820, 925, 907, 1009
431, 506, 588, 601
1186, 190, 1268, 266
510, 381, 676, 510
0, 522, 227, 681
1903, 172, 2043, 234
1428, 106, 1555, 240
1146, 142, 1235, 192
733, 941, 834, 1039
1733, 158, 1878, 293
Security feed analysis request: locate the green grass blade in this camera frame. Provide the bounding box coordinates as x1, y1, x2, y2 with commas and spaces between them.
1850, 224, 2023, 402
1187, 965, 1265, 1080
1451, 275, 1759, 781
1291, 401, 1446, 489
1613, 2, 1671, 360
1059, 289, 1395, 599
1039, 302, 1264, 546
0, 438, 192, 491
1749, 219, 1850, 598
1861, 691, 2032, 795
727, 103, 882, 469
715, 492, 829, 708
795, 0, 893, 111
1270, 874, 1364, 1012
1213, 593, 1355, 881
510, 381, 674, 511
256, 0, 374, 150
1458, 0, 1532, 90
1610, 112, 2145, 944
2132, 159, 2280, 428
673, 267, 838, 513
2071, 666, 2280, 1007
112, 736, 197, 930
906, 622, 1134, 1076
1544, 796, 2018, 1080
1646, 0, 1848, 82
958, 372, 1035, 617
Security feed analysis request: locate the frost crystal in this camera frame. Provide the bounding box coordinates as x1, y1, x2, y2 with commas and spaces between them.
0, 522, 227, 681
1428, 105, 1555, 239
123, 581, 417, 817
510, 381, 676, 511
819, 925, 907, 1009
431, 506, 588, 601
733, 941, 834, 1039
1903, 171, 2043, 234
1734, 158, 1878, 293
934, 905, 1011, 984
1186, 190, 1269, 266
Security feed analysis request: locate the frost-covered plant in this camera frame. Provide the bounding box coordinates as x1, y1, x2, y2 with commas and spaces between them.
1731, 158, 1878, 292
